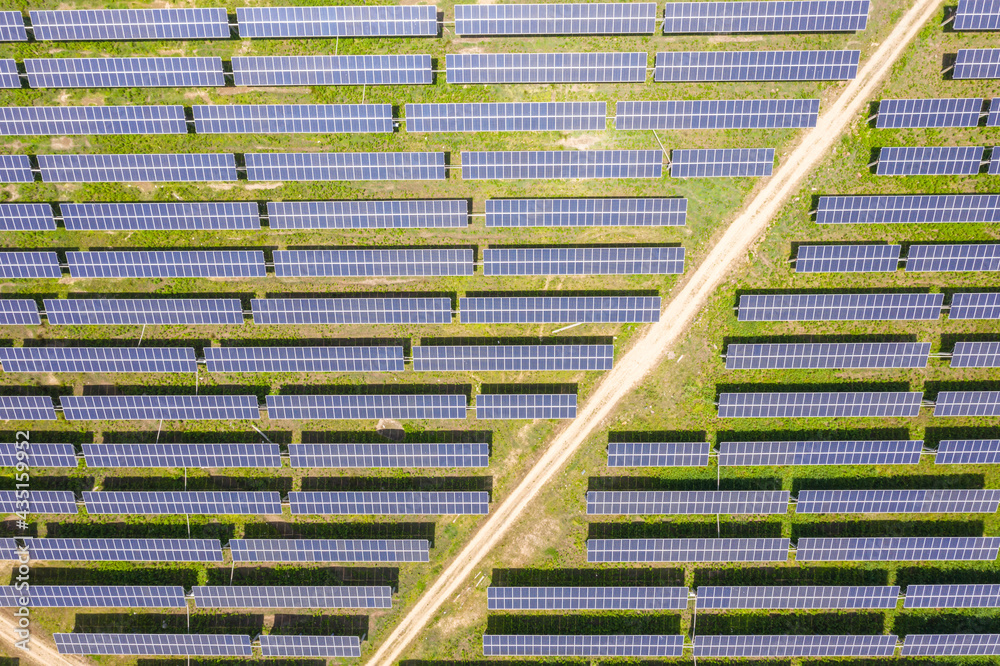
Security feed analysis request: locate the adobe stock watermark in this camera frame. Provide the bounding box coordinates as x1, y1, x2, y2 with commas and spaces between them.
13, 430, 30, 651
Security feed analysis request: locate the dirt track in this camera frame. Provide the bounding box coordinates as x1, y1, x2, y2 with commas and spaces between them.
367, 1, 945, 663
0, 609, 87, 666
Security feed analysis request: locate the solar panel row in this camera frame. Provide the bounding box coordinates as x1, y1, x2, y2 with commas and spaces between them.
406, 102, 606, 132
717, 391, 923, 418
877, 98, 984, 128
816, 194, 1000, 224
616, 99, 819, 130
288, 491, 489, 515
738, 293, 944, 321
654, 50, 860, 81
725, 342, 931, 369
484, 198, 687, 227
876, 146, 985, 176
661, 1, 871, 33
482, 247, 684, 275
587, 490, 790, 515
671, 148, 775, 178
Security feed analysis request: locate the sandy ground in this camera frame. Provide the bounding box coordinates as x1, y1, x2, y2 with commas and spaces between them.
0, 609, 88, 666
367, 1, 946, 664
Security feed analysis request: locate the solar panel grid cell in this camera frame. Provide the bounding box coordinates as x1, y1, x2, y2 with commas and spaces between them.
661, 0, 871, 33
0, 59, 19, 88
692, 634, 897, 658
0, 252, 62, 279
25, 57, 225, 88
30, 8, 230, 40
0, 299, 40, 325
463, 150, 663, 179
877, 146, 985, 175
482, 634, 685, 657
206, 346, 404, 373
718, 440, 924, 465
246, 152, 446, 181
587, 490, 789, 515
460, 296, 661, 323
0, 11, 26, 41
587, 538, 790, 562
725, 342, 931, 369
796, 536, 1000, 561
485, 198, 686, 227
717, 391, 923, 418
266, 394, 467, 420
876, 98, 984, 128
251, 298, 452, 325
905, 584, 1000, 609
192, 585, 392, 609
454, 3, 658, 35
273, 249, 473, 277
0, 396, 57, 421
796, 489, 1000, 514
0, 490, 77, 514
902, 634, 1000, 656
936, 439, 1000, 464
487, 586, 689, 610
61, 394, 260, 421
954, 49, 1000, 79
990, 98, 1000, 126
476, 393, 577, 419
907, 244, 1000, 272
406, 102, 607, 132
288, 491, 489, 515
62, 201, 261, 231
268, 200, 468, 229
38, 153, 237, 182
193, 104, 393, 134
0, 346, 197, 373
446, 52, 647, 84
607, 441, 711, 467
24, 537, 223, 562
483, 247, 684, 275
228, 538, 430, 563
955, 0, 1000, 29
935, 391, 1000, 417
0, 105, 187, 136
950, 292, 1000, 319
0, 203, 56, 231
412, 344, 613, 372
616, 99, 819, 130
795, 244, 901, 273
654, 49, 860, 81
696, 585, 900, 610
738, 292, 944, 321
232, 55, 433, 86
45, 298, 243, 326
0, 442, 77, 467
237, 5, 437, 37
816, 194, 1000, 224
671, 148, 775, 177
0, 155, 34, 183
82, 442, 281, 468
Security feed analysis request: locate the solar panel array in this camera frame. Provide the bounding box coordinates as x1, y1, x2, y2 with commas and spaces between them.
487, 586, 689, 610
607, 441, 712, 467
954, 49, 1000, 79
45, 298, 244, 326
54, 633, 252, 657
796, 537, 1000, 561
236, 5, 438, 37
0, 299, 41, 325
446, 52, 647, 84
476, 394, 577, 419
273, 249, 472, 277
62, 202, 261, 231
25, 57, 225, 88
191, 585, 392, 609
463, 150, 663, 179
246, 152, 446, 181
0, 155, 34, 183
902, 634, 1000, 657
0, 59, 19, 88
696, 586, 900, 610
483, 635, 684, 657
905, 584, 1000, 609
206, 346, 404, 373
251, 298, 451, 325
661, 0, 871, 33
82, 443, 281, 468
816, 194, 1000, 224
61, 395, 260, 421
950, 292, 1000, 319
906, 243, 1000, 272
66, 250, 265, 279
587, 538, 790, 563
719, 440, 924, 466
877, 146, 985, 176
586, 490, 790, 515
0, 490, 77, 514
259, 635, 361, 658
406, 102, 606, 132
454, 3, 657, 35
268, 200, 468, 229
0, 203, 56, 231
30, 8, 230, 41
0, 347, 197, 373
228, 539, 430, 563
671, 148, 775, 178
990, 96, 1000, 126
485, 198, 687, 227
725, 342, 930, 370
265, 394, 468, 420
232, 55, 433, 86
0, 442, 77, 467
0, 585, 186, 608
692, 635, 896, 658
0, 105, 187, 136
654, 50, 860, 81
796, 489, 1000, 514
738, 293, 944, 321
935, 391, 1000, 417
0, 11, 26, 41
717, 391, 923, 418
0, 396, 57, 421
483, 247, 684, 275
877, 98, 983, 128
955, 0, 1000, 29
288, 442, 489, 468
193, 104, 392, 134
616, 99, 819, 130
460, 296, 661, 323
935, 439, 1000, 464
23, 538, 223, 562
0, 251, 61, 279
288, 491, 489, 515
83, 491, 282, 515
412, 344, 613, 372
38, 153, 237, 183
795, 244, 901, 273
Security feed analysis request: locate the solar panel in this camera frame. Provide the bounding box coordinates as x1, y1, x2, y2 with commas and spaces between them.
935, 391, 1000, 417
266, 394, 467, 420
671, 148, 774, 178
0, 11, 26, 41
289, 491, 489, 515
229, 539, 430, 563
725, 342, 930, 369
45, 298, 244, 325
413, 344, 613, 372
483, 635, 684, 657
273, 249, 472, 277
586, 490, 789, 515
23, 537, 223, 562
0, 538, 15, 560
0, 105, 187, 136
797, 489, 1000, 514
476, 394, 577, 419
62, 201, 261, 231
237, 5, 437, 37
797, 537, 1000, 561
193, 104, 392, 134
30, 9, 229, 40
905, 584, 1000, 609
876, 146, 985, 176
608, 441, 711, 467
876, 98, 983, 128
936, 439, 1000, 464
816, 194, 1000, 224
0, 251, 62, 278
992, 148, 1000, 175
54, 633, 252, 657
483, 247, 684, 275
950, 292, 1000, 319
488, 586, 688, 611
0, 59, 19, 88
0, 396, 57, 421
697, 586, 900, 610
84, 491, 282, 515
39, 153, 237, 183
0, 155, 34, 183
260, 635, 361, 658
268, 200, 467, 229
954, 49, 1000, 79
0, 299, 40, 325
587, 538, 790, 562
61, 395, 260, 421
718, 391, 923, 418
795, 244, 901, 273
907, 244, 1000, 272
232, 55, 432, 86
0, 442, 77, 467
251, 298, 451, 325
460, 296, 661, 323
485, 198, 686, 227
955, 0, 1000, 29
464, 150, 662, 179
654, 49, 860, 81
0, 203, 56, 231
719, 440, 924, 466
738, 293, 944, 321
446, 52, 647, 84
617, 99, 819, 130
0, 490, 77, 514
990, 97, 1000, 126
406, 102, 606, 132
0, 347, 197, 373
83, 443, 280, 468
290, 442, 489, 468
193, 586, 391, 609
693, 635, 896, 658
455, 3, 657, 35
246, 152, 445, 181
902, 634, 1000, 656
0, 586, 186, 608
663, 0, 870, 32
206, 346, 404, 373
25, 57, 225, 88
66, 250, 264, 278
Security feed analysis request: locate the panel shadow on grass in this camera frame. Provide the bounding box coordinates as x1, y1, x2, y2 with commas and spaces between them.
791, 519, 983, 540
206, 566, 398, 589
73, 613, 263, 635
589, 520, 783, 540
17, 566, 198, 587
271, 614, 368, 638
893, 612, 1000, 637
608, 431, 707, 444
138, 661, 323, 666
100, 475, 292, 493
45, 520, 235, 541
588, 476, 782, 492
895, 565, 1000, 588
716, 427, 913, 444
695, 612, 885, 636
485, 614, 681, 635
242, 521, 435, 544
693, 566, 890, 587
790, 473, 984, 494
491, 568, 685, 587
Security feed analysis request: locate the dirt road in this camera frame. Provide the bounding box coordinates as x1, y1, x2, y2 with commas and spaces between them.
0, 610, 86, 666
367, 1, 945, 663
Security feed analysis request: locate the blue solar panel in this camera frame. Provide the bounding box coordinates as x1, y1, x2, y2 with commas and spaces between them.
38, 153, 237, 182
45, 298, 243, 326
990, 98, 1000, 126
232, 55, 433, 86
54, 633, 252, 657
460, 296, 660, 323
0, 585, 186, 608
877, 146, 985, 176
229, 539, 429, 563
66, 250, 265, 278
588, 538, 789, 562
0, 490, 77, 514
955, 0, 1000, 29
206, 346, 403, 373
796, 489, 1000, 514
693, 635, 896, 658
954, 49, 1000, 79
455, 3, 657, 35
902, 634, 1000, 656
0, 105, 187, 136
738, 293, 944, 321
950, 292, 1000, 319
671, 148, 774, 178
273, 249, 473, 277
0, 203, 55, 231
83, 491, 282, 515
935, 439, 1000, 464
289, 442, 489, 468
935, 391, 1000, 417
406, 102, 607, 132
0, 442, 76, 467
193, 104, 392, 134
30, 9, 229, 40
485, 198, 686, 227
617, 99, 819, 130
483, 247, 683, 275
289, 491, 489, 515
0, 299, 41, 325
725, 342, 930, 369
413, 344, 613, 372
991, 148, 1000, 175
654, 49, 860, 81
877, 98, 983, 128
0, 155, 34, 183
0, 11, 26, 41
718, 391, 923, 418
0, 396, 57, 421
267, 394, 467, 420
83, 442, 280, 468
697, 585, 900, 610
0, 347, 197, 373
906, 243, 1000, 272
662, 0, 871, 32
260, 635, 361, 658
905, 584, 1000, 609
246, 152, 445, 181
483, 635, 684, 657
795, 244, 901, 273
446, 52, 647, 83
607, 441, 711, 467
477, 394, 577, 419
587, 490, 789, 515
251, 298, 451, 325
797, 537, 1000, 561
61, 395, 260, 421
25, 57, 225, 88
23, 537, 223, 562
267, 200, 467, 229
0, 252, 62, 278
0, 59, 19, 88
62, 202, 261, 231
719, 440, 924, 466
237, 5, 437, 37
463, 150, 663, 179
816, 194, 1000, 224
